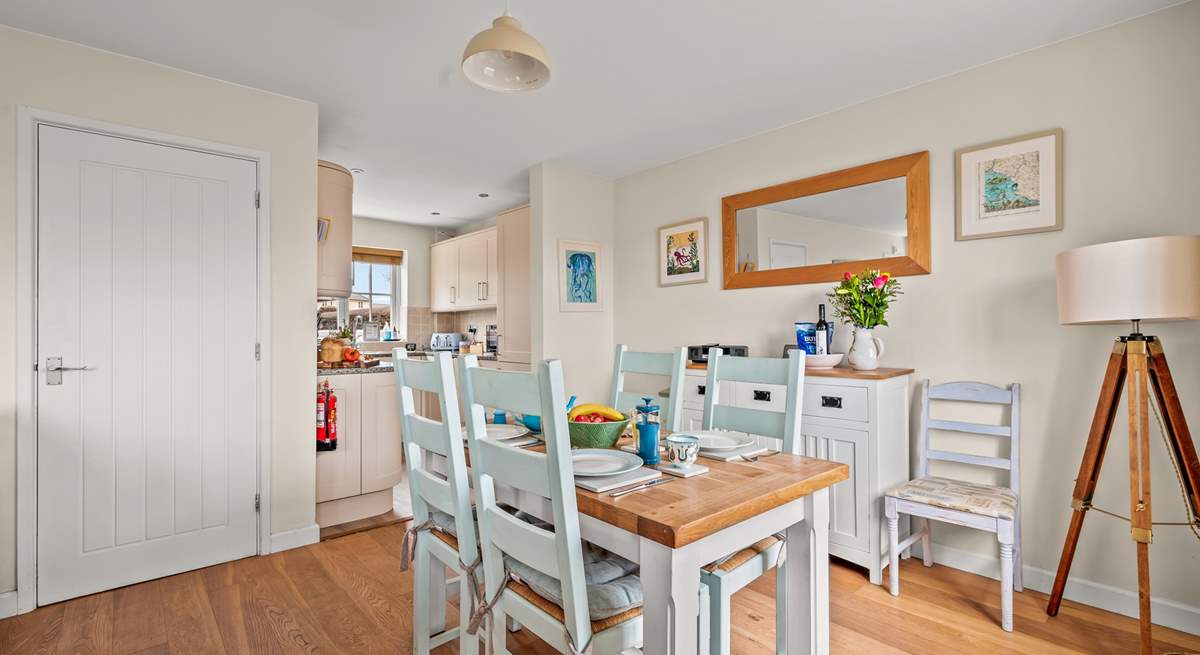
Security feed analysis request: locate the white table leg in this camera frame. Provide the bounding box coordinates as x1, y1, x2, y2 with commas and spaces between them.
782, 488, 830, 655
639, 537, 701, 655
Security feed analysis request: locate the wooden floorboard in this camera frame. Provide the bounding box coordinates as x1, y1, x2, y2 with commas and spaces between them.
2, 521, 1197, 654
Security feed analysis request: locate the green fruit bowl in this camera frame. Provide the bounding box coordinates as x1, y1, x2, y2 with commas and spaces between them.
568, 419, 630, 449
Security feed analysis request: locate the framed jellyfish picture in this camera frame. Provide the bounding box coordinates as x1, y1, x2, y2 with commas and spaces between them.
558, 240, 602, 312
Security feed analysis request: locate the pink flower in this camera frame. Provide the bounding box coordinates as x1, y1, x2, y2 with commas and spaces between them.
843, 272, 852, 281
873, 276, 886, 288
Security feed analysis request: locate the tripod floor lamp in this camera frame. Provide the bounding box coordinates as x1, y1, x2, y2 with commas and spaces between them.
1047, 235, 1200, 654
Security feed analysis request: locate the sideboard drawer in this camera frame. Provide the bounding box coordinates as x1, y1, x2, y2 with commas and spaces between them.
734, 381, 788, 413
803, 383, 869, 422
681, 376, 733, 409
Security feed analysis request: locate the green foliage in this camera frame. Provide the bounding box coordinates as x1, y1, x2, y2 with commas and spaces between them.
826, 269, 902, 329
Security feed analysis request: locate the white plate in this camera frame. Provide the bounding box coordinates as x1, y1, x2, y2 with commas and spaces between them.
686, 430, 757, 452
486, 423, 531, 440
571, 449, 645, 477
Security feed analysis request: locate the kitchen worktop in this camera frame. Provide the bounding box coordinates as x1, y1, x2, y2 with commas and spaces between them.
316, 351, 498, 375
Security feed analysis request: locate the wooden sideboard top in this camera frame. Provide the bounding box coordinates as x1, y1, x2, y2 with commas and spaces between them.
684, 361, 913, 380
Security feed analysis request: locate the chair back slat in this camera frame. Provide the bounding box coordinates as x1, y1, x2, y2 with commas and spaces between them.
926, 450, 1012, 471
918, 379, 1021, 495
926, 418, 1011, 438
404, 415, 453, 454
484, 505, 561, 579
702, 349, 805, 454
392, 350, 478, 562
711, 404, 787, 440
461, 365, 544, 417
609, 344, 687, 432
461, 356, 593, 647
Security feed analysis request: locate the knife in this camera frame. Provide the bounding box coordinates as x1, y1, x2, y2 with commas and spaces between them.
609, 478, 673, 498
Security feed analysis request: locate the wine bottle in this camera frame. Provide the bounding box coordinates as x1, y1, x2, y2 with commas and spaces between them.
815, 304, 829, 356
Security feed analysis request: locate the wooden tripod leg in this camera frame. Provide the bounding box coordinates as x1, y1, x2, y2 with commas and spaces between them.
1147, 339, 1200, 519
1046, 340, 1127, 616
1126, 339, 1154, 654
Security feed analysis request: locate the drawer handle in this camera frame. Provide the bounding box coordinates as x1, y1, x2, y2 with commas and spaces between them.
752, 389, 771, 402
697, 384, 706, 395
821, 395, 843, 409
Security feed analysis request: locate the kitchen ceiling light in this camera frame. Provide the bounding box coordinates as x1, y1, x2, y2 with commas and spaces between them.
461, 13, 550, 93
478, 192, 490, 197
432, 211, 441, 215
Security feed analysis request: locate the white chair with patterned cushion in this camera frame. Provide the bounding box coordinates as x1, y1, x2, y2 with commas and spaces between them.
884, 379, 1022, 632
697, 348, 805, 655
392, 350, 481, 655
609, 344, 687, 432
460, 356, 643, 655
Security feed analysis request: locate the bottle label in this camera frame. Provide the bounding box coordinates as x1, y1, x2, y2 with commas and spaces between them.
815, 329, 828, 355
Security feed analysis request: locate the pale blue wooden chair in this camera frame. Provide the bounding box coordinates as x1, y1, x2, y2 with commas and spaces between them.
392, 350, 481, 655
697, 349, 806, 655
460, 356, 644, 655
884, 380, 1022, 632
609, 344, 687, 432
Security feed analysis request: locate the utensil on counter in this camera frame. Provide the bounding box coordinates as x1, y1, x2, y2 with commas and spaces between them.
609, 478, 673, 498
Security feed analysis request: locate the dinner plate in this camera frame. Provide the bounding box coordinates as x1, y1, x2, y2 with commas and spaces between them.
486, 423, 531, 440
688, 430, 756, 452
571, 449, 645, 477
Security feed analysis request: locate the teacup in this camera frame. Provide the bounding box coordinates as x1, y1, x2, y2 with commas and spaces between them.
664, 434, 700, 468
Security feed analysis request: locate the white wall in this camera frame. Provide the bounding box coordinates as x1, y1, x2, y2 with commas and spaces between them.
613, 2, 1200, 618
352, 216, 437, 307
530, 163, 615, 402
744, 207, 906, 269
0, 25, 319, 593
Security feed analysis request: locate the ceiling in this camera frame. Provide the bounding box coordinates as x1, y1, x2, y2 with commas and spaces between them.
756, 178, 908, 235
0, 1, 1177, 227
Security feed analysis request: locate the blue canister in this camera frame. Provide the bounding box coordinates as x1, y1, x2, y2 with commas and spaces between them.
634, 397, 661, 465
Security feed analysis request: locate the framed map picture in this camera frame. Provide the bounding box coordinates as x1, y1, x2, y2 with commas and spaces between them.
658, 217, 709, 287
955, 128, 1062, 240
558, 240, 602, 312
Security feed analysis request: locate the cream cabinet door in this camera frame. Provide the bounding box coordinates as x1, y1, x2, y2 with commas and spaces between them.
497, 207, 531, 363
316, 375, 362, 503
457, 231, 487, 308
482, 230, 498, 306
430, 241, 458, 312
360, 373, 405, 494
804, 424, 869, 553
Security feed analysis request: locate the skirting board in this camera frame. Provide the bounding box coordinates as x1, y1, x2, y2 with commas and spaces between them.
0, 590, 16, 619
910, 542, 1200, 634
269, 523, 320, 554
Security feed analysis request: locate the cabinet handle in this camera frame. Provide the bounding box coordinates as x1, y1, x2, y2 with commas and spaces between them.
483, 281, 489, 300
697, 384, 706, 396
752, 389, 771, 402
821, 395, 843, 409
450, 286, 456, 303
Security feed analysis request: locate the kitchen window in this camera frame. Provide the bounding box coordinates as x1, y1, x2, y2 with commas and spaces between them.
317, 247, 407, 340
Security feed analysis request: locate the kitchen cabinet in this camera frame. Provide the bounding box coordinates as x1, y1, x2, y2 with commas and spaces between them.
496, 205, 530, 363
681, 367, 911, 584
317, 160, 354, 298
316, 371, 406, 527
430, 227, 497, 312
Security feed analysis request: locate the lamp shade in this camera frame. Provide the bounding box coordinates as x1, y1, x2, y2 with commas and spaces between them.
461, 14, 550, 93
1055, 235, 1200, 325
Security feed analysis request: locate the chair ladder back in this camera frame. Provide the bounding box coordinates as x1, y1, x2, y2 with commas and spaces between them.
609, 344, 687, 432
919, 378, 1021, 492
702, 349, 805, 454
392, 350, 478, 561
461, 357, 594, 650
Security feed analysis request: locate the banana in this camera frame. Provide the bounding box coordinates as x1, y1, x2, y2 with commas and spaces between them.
568, 403, 625, 421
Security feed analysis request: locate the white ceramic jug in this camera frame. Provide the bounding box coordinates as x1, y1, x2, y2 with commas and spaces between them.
847, 327, 885, 370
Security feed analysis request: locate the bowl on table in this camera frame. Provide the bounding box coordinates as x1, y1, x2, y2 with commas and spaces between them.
805, 353, 845, 369
568, 419, 630, 449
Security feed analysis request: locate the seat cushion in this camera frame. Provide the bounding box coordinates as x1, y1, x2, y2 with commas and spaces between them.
429, 510, 462, 549
886, 476, 1017, 519
505, 512, 643, 621
702, 535, 782, 573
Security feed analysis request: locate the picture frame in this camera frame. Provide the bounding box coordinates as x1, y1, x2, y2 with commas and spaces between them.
558, 239, 602, 312
955, 128, 1063, 241
658, 216, 709, 287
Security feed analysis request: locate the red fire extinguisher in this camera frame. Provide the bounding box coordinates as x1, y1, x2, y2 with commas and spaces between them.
317, 380, 338, 451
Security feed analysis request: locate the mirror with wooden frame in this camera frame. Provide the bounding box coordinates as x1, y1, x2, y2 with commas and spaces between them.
722, 151, 930, 289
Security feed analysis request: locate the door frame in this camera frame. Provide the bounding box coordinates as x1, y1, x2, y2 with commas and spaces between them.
14, 107, 274, 614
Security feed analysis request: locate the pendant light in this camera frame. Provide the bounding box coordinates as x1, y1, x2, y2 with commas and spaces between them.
461, 10, 551, 92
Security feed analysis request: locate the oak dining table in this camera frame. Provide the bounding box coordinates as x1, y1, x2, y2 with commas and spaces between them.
477, 438, 849, 655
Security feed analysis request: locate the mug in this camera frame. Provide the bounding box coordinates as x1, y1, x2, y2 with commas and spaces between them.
665, 434, 700, 468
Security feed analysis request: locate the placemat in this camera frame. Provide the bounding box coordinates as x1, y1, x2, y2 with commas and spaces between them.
699, 444, 770, 462
575, 467, 661, 493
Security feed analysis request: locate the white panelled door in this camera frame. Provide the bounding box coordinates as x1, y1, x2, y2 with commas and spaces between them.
36, 125, 260, 605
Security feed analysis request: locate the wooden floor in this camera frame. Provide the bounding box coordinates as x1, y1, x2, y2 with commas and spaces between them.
3, 522, 1198, 654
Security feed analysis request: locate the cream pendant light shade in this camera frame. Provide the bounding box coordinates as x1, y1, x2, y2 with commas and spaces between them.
461, 14, 550, 92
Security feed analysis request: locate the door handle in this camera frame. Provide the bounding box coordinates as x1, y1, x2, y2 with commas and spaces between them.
46, 357, 91, 386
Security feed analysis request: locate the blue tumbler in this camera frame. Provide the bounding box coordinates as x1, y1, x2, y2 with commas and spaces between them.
635, 397, 661, 465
